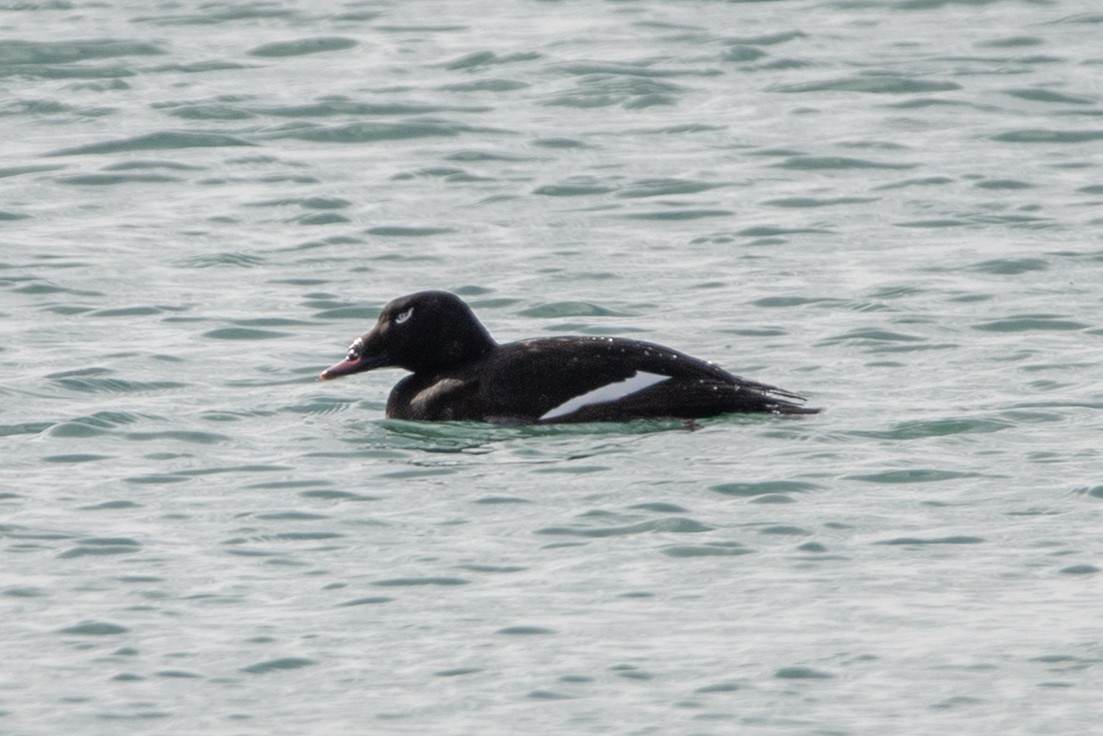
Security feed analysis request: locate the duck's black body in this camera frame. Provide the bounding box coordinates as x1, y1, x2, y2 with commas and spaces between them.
319, 291, 817, 423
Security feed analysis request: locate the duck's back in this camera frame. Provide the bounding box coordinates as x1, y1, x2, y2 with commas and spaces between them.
387, 335, 814, 423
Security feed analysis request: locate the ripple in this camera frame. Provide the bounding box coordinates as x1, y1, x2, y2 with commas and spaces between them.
517, 301, 628, 318
661, 543, 753, 558
372, 577, 470, 587
134, 5, 300, 25
1, 421, 54, 437
57, 173, 182, 186
11, 279, 103, 297
629, 502, 688, 513
895, 218, 970, 228
991, 129, 1103, 144
441, 78, 530, 92
47, 368, 186, 394
0, 39, 165, 65
202, 327, 292, 340
337, 596, 394, 606
772, 75, 959, 94
158, 102, 255, 121
849, 469, 984, 484
979, 177, 1037, 191
295, 490, 379, 503
978, 36, 1043, 49
59, 538, 141, 558
257, 100, 487, 117
751, 495, 799, 505
614, 178, 723, 199
0, 164, 66, 179
281, 397, 355, 416
711, 480, 820, 497
178, 252, 266, 268
563, 60, 720, 79
758, 525, 812, 536
124, 474, 189, 485
90, 305, 174, 317
774, 156, 916, 171
269, 531, 343, 541
763, 196, 879, 208
751, 296, 842, 308
457, 564, 526, 574
775, 666, 833, 679
0, 524, 76, 544
1073, 485, 1103, 499
254, 511, 329, 521
50, 411, 144, 437
440, 50, 541, 70
611, 664, 653, 680
125, 430, 230, 445
78, 500, 141, 510
43, 453, 112, 463
3, 586, 49, 598
247, 37, 358, 57
818, 328, 928, 346
874, 176, 955, 190
537, 518, 714, 538
312, 306, 378, 320
32, 66, 134, 81
57, 621, 129, 636
619, 208, 733, 221
240, 657, 317, 674
968, 258, 1048, 274
497, 626, 555, 635
178, 465, 289, 480
544, 74, 685, 109
435, 667, 482, 677
721, 46, 767, 63
157, 669, 202, 679
973, 315, 1089, 332
875, 536, 985, 546
304, 196, 351, 210
150, 60, 251, 73
473, 496, 531, 505
365, 225, 455, 237
850, 418, 1011, 440
726, 30, 806, 46
267, 121, 468, 143
46, 130, 256, 156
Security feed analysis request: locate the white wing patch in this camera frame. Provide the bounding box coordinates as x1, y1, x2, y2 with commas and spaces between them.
540, 371, 670, 421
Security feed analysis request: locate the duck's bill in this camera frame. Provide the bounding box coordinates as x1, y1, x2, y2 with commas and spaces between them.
319, 359, 361, 380
318, 353, 389, 381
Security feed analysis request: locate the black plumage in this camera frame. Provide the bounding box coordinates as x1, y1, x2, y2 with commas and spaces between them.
319, 290, 818, 423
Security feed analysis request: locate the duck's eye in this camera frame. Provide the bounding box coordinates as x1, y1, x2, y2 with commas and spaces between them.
394, 307, 413, 324
345, 337, 364, 360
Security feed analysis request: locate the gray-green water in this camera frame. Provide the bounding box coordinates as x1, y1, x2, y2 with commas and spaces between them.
3, 1, 1102, 733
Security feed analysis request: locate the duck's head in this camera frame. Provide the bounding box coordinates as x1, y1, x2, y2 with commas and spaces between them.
319, 290, 496, 379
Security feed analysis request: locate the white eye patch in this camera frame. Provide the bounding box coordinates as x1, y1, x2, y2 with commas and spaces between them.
394, 307, 413, 324
540, 371, 670, 421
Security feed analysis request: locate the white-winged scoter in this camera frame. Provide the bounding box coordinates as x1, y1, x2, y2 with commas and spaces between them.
319, 290, 818, 423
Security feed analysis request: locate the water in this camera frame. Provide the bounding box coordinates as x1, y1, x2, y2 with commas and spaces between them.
3, 0, 1102, 733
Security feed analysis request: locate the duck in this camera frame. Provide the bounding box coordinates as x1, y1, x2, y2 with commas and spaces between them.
319, 290, 818, 423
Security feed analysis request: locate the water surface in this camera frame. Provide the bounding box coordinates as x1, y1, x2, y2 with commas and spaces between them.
3, 1, 1102, 734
